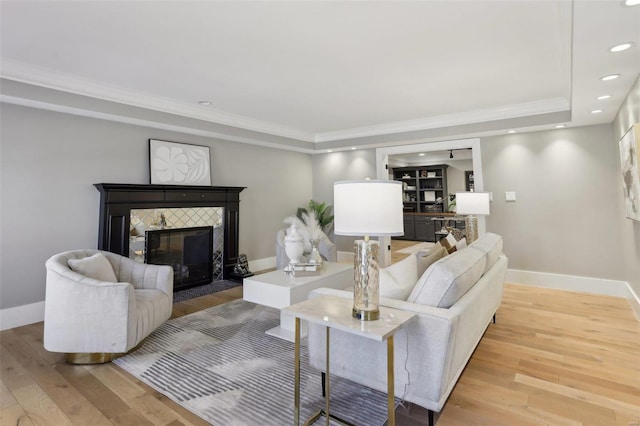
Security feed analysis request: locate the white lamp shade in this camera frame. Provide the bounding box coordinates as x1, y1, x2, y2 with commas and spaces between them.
334, 180, 404, 236
455, 192, 491, 215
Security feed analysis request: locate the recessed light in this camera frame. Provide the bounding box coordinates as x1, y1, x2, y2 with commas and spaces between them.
597, 95, 611, 100
591, 109, 604, 114
418, 153, 425, 156
610, 42, 634, 53
600, 74, 621, 81
198, 101, 212, 106
555, 125, 565, 128
351, 147, 357, 150
624, 0, 640, 6
327, 149, 333, 153
507, 130, 516, 134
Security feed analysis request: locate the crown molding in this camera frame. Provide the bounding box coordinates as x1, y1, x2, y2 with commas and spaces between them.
313, 98, 571, 143
0, 94, 317, 154
0, 59, 315, 142
1, 59, 571, 146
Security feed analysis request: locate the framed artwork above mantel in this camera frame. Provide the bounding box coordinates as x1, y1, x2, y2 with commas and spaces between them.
149, 139, 212, 186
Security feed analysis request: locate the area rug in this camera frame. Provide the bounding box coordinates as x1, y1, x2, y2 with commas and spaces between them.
173, 280, 242, 303
396, 241, 435, 254
114, 299, 391, 426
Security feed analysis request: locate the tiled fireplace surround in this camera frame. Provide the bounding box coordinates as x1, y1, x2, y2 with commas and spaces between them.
130, 207, 225, 283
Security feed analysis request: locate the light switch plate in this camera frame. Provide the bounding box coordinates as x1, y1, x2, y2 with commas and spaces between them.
505, 191, 516, 202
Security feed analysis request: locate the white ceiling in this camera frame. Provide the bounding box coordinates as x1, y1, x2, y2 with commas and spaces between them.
1, 1, 638, 152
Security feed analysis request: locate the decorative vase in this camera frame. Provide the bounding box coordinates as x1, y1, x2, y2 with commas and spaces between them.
284, 224, 304, 264
308, 240, 323, 265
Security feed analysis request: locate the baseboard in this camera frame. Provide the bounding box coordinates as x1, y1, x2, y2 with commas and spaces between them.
507, 268, 640, 321
248, 256, 276, 273
0, 301, 45, 331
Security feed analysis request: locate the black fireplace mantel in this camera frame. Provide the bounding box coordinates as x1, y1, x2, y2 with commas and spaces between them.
94, 183, 245, 280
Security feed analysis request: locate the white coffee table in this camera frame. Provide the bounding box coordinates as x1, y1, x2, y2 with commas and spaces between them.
243, 262, 353, 342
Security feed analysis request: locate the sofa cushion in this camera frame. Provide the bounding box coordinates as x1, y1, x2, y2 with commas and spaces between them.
379, 254, 418, 300
455, 237, 467, 250
407, 247, 487, 308
68, 252, 118, 282
416, 245, 448, 277
468, 232, 503, 274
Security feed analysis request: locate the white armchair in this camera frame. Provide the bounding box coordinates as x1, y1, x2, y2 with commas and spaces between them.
44, 249, 173, 363
275, 229, 337, 269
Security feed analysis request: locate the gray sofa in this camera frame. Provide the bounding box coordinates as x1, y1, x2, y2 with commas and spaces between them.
307, 232, 507, 424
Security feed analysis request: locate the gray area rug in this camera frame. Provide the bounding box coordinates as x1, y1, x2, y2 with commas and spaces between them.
114, 299, 390, 426
173, 280, 242, 303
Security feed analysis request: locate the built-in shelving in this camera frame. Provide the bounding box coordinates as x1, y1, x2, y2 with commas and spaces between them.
392, 165, 449, 213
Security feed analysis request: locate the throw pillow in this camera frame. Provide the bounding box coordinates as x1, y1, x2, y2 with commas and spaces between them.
379, 254, 418, 300
416, 245, 448, 277
445, 232, 458, 247
407, 247, 487, 308
68, 252, 118, 282
455, 237, 467, 250
440, 235, 457, 254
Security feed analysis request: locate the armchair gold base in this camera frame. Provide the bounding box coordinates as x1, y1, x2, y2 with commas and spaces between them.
65, 342, 144, 364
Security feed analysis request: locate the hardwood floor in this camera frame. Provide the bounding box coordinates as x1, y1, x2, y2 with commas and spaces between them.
2, 243, 639, 425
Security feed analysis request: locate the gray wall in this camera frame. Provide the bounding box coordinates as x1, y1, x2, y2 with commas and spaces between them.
613, 75, 640, 297
0, 103, 312, 309
312, 149, 377, 252
482, 124, 627, 281
2, 88, 638, 311
312, 125, 633, 291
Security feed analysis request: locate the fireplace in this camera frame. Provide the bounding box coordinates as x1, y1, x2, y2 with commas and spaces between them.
94, 183, 245, 284
146, 226, 214, 290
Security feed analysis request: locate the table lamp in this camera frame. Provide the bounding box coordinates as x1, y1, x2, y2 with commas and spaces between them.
455, 192, 490, 243
334, 180, 404, 320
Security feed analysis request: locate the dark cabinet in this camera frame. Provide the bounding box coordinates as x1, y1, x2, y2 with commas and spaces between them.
414, 216, 436, 242
403, 215, 415, 240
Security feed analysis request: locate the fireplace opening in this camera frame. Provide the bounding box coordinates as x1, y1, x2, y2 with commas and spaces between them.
145, 226, 215, 291
129, 206, 225, 291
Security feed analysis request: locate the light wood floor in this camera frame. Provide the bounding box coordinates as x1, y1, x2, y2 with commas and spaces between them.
2, 242, 639, 425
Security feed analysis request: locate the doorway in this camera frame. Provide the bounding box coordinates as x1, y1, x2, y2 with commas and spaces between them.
375, 137, 484, 265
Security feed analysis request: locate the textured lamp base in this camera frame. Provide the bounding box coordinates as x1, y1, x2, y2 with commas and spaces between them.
352, 239, 380, 321
465, 215, 479, 243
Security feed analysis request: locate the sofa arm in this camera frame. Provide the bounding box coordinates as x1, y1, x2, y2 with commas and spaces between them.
43, 266, 134, 353
105, 252, 173, 295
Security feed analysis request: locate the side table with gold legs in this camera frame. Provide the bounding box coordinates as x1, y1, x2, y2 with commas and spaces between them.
286, 295, 416, 426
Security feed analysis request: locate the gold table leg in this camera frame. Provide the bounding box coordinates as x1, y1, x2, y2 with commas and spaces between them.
387, 335, 395, 426
294, 317, 300, 426
325, 326, 330, 426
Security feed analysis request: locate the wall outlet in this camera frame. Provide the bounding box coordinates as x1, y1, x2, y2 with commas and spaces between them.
505, 191, 516, 202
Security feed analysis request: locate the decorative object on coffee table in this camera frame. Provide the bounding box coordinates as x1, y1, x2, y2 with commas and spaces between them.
284, 223, 305, 264
455, 192, 490, 243
334, 180, 403, 321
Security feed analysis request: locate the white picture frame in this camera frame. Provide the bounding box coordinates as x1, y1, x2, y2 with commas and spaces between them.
149, 139, 211, 186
